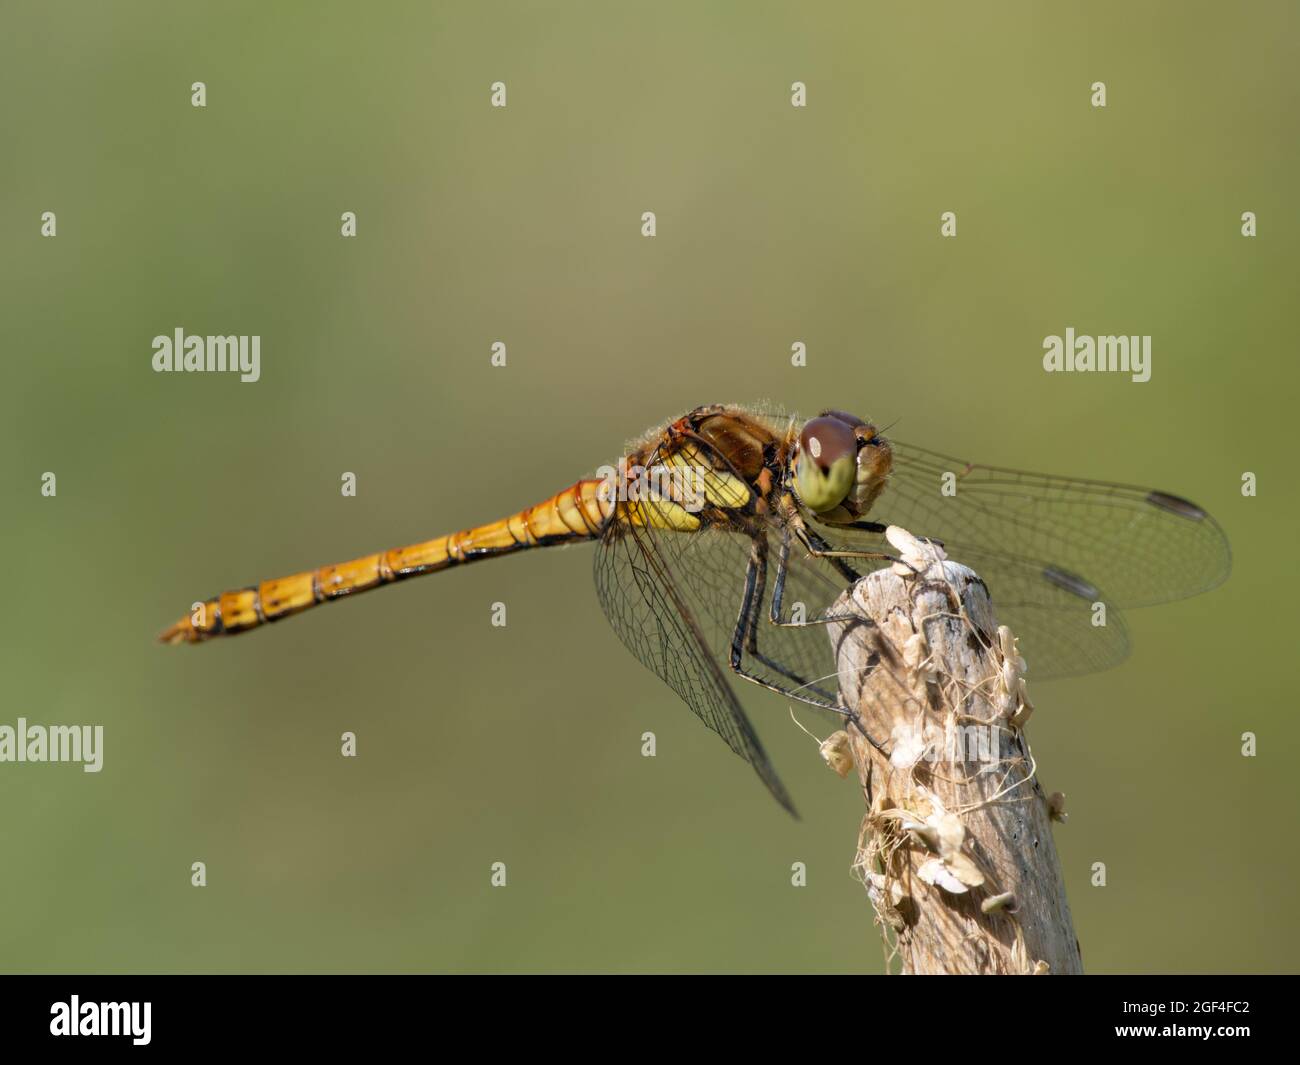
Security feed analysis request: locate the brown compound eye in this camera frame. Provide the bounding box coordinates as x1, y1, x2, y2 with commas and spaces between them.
799, 416, 856, 472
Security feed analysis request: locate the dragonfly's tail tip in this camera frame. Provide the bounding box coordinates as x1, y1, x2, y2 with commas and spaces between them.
157, 619, 196, 646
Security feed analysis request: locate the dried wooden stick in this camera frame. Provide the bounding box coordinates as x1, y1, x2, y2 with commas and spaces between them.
824, 529, 1083, 975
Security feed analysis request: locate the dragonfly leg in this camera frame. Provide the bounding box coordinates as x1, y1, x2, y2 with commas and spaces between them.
784, 509, 904, 570
768, 524, 853, 628
729, 536, 838, 705
837, 517, 947, 554
728, 536, 887, 753
794, 516, 928, 580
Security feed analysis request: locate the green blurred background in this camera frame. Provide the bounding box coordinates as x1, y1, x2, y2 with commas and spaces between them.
1, 1, 1296, 973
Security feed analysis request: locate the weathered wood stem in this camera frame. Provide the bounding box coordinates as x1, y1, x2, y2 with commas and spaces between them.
827, 537, 1083, 974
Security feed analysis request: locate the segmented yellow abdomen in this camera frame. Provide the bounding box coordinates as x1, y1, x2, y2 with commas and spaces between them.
159, 478, 612, 644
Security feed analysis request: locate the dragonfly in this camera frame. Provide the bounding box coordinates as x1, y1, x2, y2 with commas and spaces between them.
160, 404, 1231, 815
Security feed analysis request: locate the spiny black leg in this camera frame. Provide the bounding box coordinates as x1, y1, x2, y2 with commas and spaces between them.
727, 538, 888, 753
768, 523, 845, 629
840, 518, 945, 553
764, 526, 890, 752
730, 538, 839, 704
742, 536, 766, 656
800, 522, 925, 580
802, 526, 863, 582
729, 537, 765, 672
841, 519, 888, 534
735, 537, 818, 691
770, 526, 789, 623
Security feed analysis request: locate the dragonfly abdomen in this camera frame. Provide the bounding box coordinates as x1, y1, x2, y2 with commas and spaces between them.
159, 479, 611, 644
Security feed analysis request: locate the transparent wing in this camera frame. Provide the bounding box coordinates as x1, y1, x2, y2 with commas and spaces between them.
887, 442, 1232, 608
813, 439, 1230, 678
594, 513, 799, 816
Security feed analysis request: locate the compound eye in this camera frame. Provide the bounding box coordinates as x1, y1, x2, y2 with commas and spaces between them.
799, 416, 856, 472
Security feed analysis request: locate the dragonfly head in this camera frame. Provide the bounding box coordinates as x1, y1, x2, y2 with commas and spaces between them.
794, 411, 892, 516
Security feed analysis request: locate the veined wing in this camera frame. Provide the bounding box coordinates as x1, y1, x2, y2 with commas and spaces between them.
813, 440, 1230, 678
594, 513, 799, 816
887, 442, 1231, 607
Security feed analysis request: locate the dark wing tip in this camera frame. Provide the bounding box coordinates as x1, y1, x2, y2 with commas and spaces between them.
1145, 490, 1208, 521
1144, 490, 1233, 596
774, 787, 799, 819
1041, 565, 1101, 602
